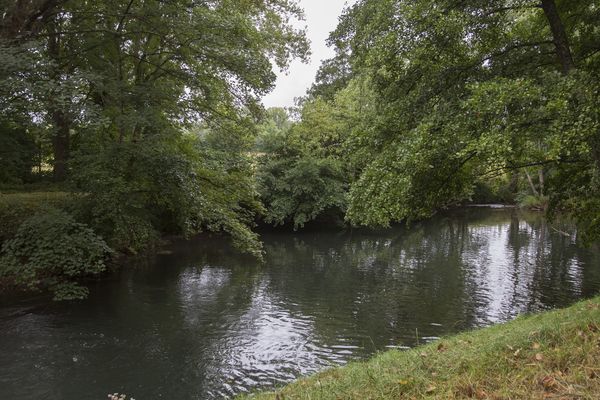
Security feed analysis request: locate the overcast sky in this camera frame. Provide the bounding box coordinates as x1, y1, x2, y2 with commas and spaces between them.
262, 0, 353, 109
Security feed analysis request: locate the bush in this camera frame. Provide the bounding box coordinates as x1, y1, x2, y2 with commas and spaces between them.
0, 191, 72, 243
518, 194, 549, 211
257, 154, 347, 229
0, 207, 113, 300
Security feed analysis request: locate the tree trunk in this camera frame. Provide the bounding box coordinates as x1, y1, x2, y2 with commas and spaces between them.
525, 169, 539, 197
538, 168, 545, 197
51, 110, 70, 181
540, 0, 575, 75
47, 17, 70, 181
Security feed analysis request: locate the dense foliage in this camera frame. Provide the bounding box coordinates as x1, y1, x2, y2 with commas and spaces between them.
0, 208, 113, 300
255, 108, 348, 228
0, 0, 308, 297
1, 0, 599, 299
0, 122, 37, 183
298, 0, 600, 240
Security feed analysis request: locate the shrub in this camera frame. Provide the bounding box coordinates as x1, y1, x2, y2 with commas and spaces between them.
0, 207, 113, 300
518, 194, 549, 211
257, 154, 347, 229
0, 191, 72, 243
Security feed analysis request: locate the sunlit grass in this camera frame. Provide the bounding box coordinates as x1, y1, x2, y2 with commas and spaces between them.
0, 191, 71, 204
241, 297, 600, 399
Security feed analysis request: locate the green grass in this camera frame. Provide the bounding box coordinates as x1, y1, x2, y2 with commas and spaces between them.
240, 297, 600, 399
0, 191, 71, 204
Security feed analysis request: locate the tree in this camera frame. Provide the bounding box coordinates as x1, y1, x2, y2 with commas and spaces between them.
255, 108, 348, 229
312, 0, 600, 239
1, 0, 309, 180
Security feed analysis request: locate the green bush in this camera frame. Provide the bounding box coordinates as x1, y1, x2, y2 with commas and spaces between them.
257, 154, 347, 229
517, 194, 549, 211
0, 191, 72, 243
0, 207, 113, 300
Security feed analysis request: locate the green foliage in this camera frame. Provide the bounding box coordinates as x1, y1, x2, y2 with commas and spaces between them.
256, 109, 347, 229
0, 191, 71, 243
0, 0, 308, 261
71, 131, 263, 257
258, 152, 347, 229
0, 208, 113, 300
518, 194, 549, 211
0, 122, 37, 184
295, 0, 600, 242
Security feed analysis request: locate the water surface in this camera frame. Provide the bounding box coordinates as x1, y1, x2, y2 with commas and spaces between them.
1, 208, 599, 399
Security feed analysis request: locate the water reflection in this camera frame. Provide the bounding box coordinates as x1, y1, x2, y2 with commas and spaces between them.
0, 208, 598, 399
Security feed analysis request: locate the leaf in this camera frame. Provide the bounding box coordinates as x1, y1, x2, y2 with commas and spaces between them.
532, 342, 540, 350
513, 348, 521, 357
540, 375, 558, 390
425, 384, 436, 393
535, 353, 544, 361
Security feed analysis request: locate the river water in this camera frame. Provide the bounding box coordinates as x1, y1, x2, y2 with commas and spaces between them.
1, 208, 599, 399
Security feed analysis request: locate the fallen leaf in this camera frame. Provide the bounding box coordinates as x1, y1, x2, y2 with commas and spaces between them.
540, 375, 558, 391
513, 348, 521, 357
398, 379, 409, 385
425, 384, 436, 393
535, 353, 544, 361
532, 342, 540, 350
460, 384, 476, 398
420, 352, 428, 357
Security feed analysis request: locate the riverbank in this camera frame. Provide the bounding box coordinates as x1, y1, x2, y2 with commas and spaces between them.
241, 296, 600, 399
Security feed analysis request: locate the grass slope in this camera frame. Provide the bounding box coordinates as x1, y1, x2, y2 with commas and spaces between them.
241, 297, 600, 399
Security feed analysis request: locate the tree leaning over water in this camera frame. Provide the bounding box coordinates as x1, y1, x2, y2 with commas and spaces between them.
295, 0, 600, 241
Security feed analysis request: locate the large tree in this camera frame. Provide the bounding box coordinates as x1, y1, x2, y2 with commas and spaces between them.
1, 0, 309, 180
312, 0, 600, 238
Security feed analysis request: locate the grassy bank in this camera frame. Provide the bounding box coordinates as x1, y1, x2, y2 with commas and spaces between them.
241, 297, 600, 399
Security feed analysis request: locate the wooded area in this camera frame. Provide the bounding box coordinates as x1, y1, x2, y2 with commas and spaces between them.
1, 0, 599, 299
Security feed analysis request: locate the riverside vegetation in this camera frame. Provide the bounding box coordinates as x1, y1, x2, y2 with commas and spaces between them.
1, 3, 600, 397
2, 0, 600, 300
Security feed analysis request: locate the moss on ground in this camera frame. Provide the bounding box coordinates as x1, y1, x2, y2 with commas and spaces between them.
241, 296, 600, 399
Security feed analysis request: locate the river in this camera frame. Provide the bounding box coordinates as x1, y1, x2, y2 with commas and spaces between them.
1, 208, 599, 399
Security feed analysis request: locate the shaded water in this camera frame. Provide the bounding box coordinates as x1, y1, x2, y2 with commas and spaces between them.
1, 208, 599, 399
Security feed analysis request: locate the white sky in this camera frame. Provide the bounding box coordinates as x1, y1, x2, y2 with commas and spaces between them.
262, 0, 354, 109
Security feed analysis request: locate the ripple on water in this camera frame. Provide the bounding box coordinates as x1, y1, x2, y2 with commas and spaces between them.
1, 209, 600, 399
